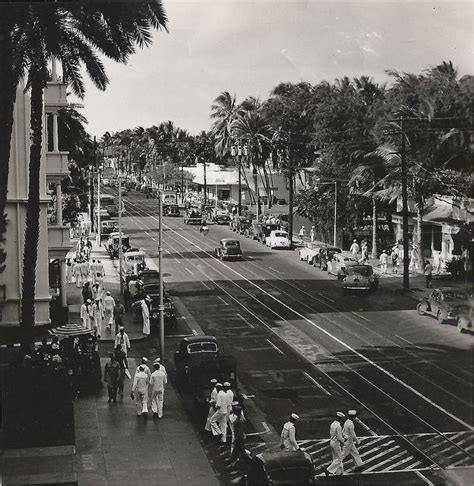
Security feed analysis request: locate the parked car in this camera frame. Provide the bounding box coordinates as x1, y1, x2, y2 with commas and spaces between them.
174, 336, 238, 407
417, 288, 472, 329
299, 243, 323, 263
100, 220, 118, 241
314, 246, 342, 271
150, 297, 177, 334
266, 230, 291, 249
105, 232, 130, 259
240, 450, 315, 486
164, 204, 180, 217
260, 224, 280, 244
236, 217, 253, 235
245, 222, 263, 240
339, 264, 379, 292
215, 239, 243, 261
213, 209, 231, 225
184, 207, 203, 225
327, 253, 358, 276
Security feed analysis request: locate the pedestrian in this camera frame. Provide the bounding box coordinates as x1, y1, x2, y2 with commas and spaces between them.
325, 412, 345, 476
80, 299, 93, 330
85, 237, 92, 258
113, 299, 126, 334
205, 378, 219, 432
89, 259, 97, 285
114, 344, 128, 398
210, 383, 229, 443
92, 283, 102, 303
131, 365, 149, 417
299, 226, 306, 239
134, 357, 151, 382
73, 259, 82, 288
341, 410, 364, 472
104, 353, 120, 403
103, 291, 115, 331
409, 245, 419, 271
280, 413, 299, 451
390, 246, 399, 273
380, 250, 388, 274
230, 405, 246, 465
66, 258, 73, 284
433, 251, 444, 274
82, 281, 93, 304
424, 260, 433, 288
115, 326, 131, 357
95, 260, 105, 290
359, 242, 368, 264
310, 225, 316, 243
91, 298, 104, 338
150, 360, 167, 418
350, 239, 360, 259
80, 258, 90, 285
140, 296, 151, 336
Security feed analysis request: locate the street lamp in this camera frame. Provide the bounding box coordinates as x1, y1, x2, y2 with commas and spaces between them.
157, 189, 165, 359
315, 179, 337, 247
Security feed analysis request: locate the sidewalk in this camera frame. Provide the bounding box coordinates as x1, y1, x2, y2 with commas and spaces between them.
73, 357, 219, 486
67, 236, 152, 342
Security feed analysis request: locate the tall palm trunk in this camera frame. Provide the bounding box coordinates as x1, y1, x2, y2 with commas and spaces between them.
371, 198, 377, 259
21, 72, 45, 353
416, 203, 424, 270
0, 13, 17, 274
288, 168, 294, 246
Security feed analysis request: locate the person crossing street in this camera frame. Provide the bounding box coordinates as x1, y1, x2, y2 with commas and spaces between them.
341, 410, 364, 472
280, 413, 299, 451
131, 365, 150, 416
210, 383, 230, 443
205, 378, 219, 432
325, 412, 345, 476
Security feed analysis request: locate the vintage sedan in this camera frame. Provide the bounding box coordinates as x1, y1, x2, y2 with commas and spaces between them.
266, 230, 291, 249
327, 253, 358, 276
150, 297, 177, 334
417, 288, 472, 328
213, 209, 231, 225
299, 242, 323, 264
313, 246, 342, 270
215, 239, 243, 260
339, 264, 379, 291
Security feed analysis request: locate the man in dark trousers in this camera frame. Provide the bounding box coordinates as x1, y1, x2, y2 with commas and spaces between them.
114, 344, 128, 399
104, 353, 120, 403
230, 405, 246, 465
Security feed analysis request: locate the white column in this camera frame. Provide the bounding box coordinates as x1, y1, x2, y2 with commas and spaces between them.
51, 58, 58, 81
53, 114, 59, 152
60, 259, 67, 307
56, 183, 62, 225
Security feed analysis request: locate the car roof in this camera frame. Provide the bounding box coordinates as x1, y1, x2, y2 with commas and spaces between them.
221, 238, 240, 244
256, 451, 313, 469
181, 335, 217, 345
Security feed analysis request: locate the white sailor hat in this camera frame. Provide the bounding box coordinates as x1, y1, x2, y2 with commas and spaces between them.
291, 413, 299, 420
223, 381, 231, 387
348, 410, 357, 416
216, 382, 223, 387
336, 411, 345, 418
142, 357, 148, 363
210, 378, 218, 384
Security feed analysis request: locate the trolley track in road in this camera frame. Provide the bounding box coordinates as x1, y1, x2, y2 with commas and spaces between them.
120, 192, 474, 477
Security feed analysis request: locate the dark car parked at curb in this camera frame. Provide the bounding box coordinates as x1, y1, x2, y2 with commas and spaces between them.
164, 204, 180, 217
215, 239, 243, 261
240, 450, 315, 486
174, 336, 239, 409
417, 288, 472, 331
150, 297, 177, 334
259, 223, 280, 244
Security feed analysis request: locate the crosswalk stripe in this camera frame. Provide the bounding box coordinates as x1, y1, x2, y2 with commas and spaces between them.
364, 450, 407, 472
386, 455, 420, 471
362, 445, 400, 468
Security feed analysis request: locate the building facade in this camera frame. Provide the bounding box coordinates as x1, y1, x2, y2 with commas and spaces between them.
0, 69, 71, 329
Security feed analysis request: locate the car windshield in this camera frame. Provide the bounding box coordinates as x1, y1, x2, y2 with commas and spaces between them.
444, 291, 468, 301
275, 232, 287, 238
348, 266, 373, 276
224, 241, 240, 248
187, 342, 218, 354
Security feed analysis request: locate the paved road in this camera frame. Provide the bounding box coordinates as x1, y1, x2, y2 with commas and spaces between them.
110, 188, 473, 485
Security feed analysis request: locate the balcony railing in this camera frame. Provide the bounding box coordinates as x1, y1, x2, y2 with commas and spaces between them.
46, 152, 69, 179
44, 82, 67, 107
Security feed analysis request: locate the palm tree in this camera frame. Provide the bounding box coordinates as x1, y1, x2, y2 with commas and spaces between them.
232, 111, 273, 210
210, 91, 239, 157
17, 2, 168, 351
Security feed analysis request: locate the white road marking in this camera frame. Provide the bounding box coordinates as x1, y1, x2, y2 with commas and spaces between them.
237, 313, 255, 328
185, 268, 193, 275
414, 470, 435, 485
266, 339, 284, 355
241, 393, 256, 399
218, 296, 229, 306
303, 371, 331, 396
201, 280, 211, 290
395, 334, 423, 350
352, 312, 370, 322
268, 266, 284, 275
192, 329, 198, 335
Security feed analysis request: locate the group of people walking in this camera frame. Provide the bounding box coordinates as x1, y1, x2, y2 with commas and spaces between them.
205, 380, 247, 465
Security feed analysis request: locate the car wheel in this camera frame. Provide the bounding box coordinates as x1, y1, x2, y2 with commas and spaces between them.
437, 310, 446, 324
416, 302, 427, 315
457, 319, 466, 333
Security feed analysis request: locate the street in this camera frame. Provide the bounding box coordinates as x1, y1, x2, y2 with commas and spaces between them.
113, 187, 473, 485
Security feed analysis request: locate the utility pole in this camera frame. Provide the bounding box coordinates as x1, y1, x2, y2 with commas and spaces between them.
96, 150, 101, 244
400, 116, 410, 289
158, 192, 165, 358
181, 165, 184, 203
90, 137, 96, 231
287, 131, 294, 247
238, 158, 242, 216
203, 158, 207, 205
253, 165, 259, 222
118, 170, 123, 297
333, 181, 337, 247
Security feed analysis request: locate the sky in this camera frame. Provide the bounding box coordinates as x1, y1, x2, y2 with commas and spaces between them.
77, 0, 474, 138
